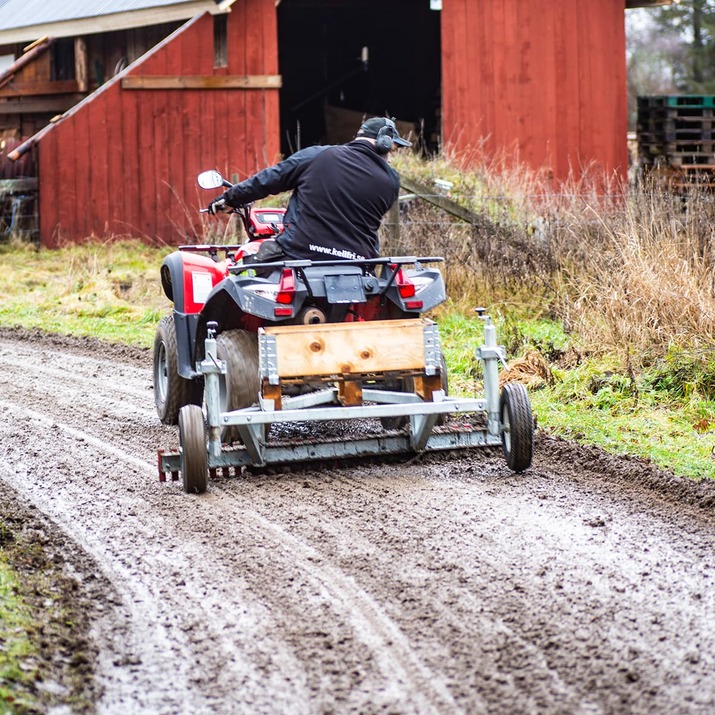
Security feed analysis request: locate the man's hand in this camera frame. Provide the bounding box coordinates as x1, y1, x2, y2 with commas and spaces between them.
207, 197, 227, 215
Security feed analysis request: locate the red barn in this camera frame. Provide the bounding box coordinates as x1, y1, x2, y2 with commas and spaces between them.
0, 0, 669, 246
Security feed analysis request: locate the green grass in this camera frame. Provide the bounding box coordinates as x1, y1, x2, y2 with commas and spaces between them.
437, 306, 715, 480
0, 550, 40, 713
529, 359, 715, 480
0, 239, 171, 348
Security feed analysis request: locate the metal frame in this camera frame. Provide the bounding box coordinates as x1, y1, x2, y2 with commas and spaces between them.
158, 312, 509, 478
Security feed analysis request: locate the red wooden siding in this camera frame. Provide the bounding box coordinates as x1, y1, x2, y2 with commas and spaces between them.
441, 0, 628, 182
37, 2, 280, 247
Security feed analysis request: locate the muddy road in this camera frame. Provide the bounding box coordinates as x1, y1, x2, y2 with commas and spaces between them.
0, 329, 714, 714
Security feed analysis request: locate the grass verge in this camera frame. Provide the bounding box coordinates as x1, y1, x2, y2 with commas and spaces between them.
0, 547, 39, 714
0, 508, 95, 714
437, 306, 715, 480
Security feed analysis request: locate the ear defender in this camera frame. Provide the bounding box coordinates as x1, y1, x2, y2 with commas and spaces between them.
374, 119, 397, 155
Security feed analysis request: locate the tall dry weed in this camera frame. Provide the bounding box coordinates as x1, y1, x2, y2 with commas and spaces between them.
389, 152, 715, 359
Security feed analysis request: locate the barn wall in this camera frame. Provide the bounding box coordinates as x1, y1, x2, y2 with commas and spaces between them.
38, 2, 280, 247
441, 0, 628, 183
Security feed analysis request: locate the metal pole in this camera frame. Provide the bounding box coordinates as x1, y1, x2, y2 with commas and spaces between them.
476, 310, 502, 437
202, 321, 223, 460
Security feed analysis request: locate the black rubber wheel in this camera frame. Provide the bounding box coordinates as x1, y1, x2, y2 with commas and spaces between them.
179, 404, 208, 494
153, 315, 202, 425
216, 329, 260, 444
380, 351, 449, 430
500, 382, 534, 472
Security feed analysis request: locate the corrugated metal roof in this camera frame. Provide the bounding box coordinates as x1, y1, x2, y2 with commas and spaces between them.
0, 0, 234, 43
0, 0, 210, 29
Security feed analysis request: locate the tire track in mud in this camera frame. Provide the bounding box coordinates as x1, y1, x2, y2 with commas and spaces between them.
3, 332, 715, 714
233, 467, 715, 714
212, 483, 468, 714
0, 395, 465, 714
229, 471, 593, 713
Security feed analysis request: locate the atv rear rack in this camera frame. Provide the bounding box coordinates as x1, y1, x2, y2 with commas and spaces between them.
158, 312, 534, 492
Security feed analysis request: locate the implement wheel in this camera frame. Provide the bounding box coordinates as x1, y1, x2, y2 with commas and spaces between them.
216, 330, 260, 444
500, 382, 534, 473
153, 315, 202, 425
179, 405, 208, 494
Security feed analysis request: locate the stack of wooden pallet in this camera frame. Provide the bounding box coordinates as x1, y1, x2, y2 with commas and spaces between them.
637, 95, 715, 187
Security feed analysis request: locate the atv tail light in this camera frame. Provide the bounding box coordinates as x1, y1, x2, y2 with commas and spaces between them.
395, 268, 416, 299
276, 268, 296, 304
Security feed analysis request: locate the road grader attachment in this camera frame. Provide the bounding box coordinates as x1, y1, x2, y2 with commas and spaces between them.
158, 312, 534, 493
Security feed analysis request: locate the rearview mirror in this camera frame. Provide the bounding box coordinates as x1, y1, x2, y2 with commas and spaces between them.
197, 170, 225, 190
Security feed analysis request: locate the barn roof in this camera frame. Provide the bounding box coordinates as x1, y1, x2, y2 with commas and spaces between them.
0, 0, 236, 44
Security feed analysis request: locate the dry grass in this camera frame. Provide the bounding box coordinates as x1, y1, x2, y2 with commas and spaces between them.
389, 152, 715, 364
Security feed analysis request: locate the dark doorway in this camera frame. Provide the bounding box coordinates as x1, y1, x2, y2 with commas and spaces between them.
277, 0, 441, 155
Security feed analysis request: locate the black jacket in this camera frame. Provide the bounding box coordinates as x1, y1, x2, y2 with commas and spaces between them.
222, 140, 400, 261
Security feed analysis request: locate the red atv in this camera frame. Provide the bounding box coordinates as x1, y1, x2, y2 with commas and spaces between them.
153, 170, 449, 432
156, 171, 534, 492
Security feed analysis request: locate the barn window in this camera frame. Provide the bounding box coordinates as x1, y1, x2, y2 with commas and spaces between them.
214, 14, 228, 68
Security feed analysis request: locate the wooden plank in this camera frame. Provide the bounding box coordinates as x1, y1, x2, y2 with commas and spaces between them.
38, 132, 59, 247
104, 83, 125, 237
75, 38, 88, 92
0, 39, 53, 90
262, 0, 281, 165
165, 20, 191, 243
0, 178, 37, 191
120, 77, 140, 239
264, 319, 428, 378
87, 98, 109, 238
0, 80, 81, 96
72, 106, 91, 239
245, 0, 265, 170
121, 75, 282, 90
338, 380, 362, 407
491, 0, 511, 157
399, 175, 487, 227
55, 116, 76, 245
0, 97, 81, 114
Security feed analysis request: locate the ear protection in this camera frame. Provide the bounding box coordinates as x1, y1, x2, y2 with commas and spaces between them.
375, 119, 397, 155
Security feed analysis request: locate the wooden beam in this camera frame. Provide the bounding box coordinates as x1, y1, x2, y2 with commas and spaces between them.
0, 38, 54, 91
0, 178, 37, 192
0, 80, 81, 97
0, 96, 81, 114
399, 175, 483, 226
121, 75, 282, 90
75, 38, 88, 93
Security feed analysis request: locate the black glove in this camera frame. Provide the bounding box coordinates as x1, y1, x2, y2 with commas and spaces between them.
207, 196, 227, 215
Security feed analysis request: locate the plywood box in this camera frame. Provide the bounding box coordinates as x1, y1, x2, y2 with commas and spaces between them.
262, 319, 430, 379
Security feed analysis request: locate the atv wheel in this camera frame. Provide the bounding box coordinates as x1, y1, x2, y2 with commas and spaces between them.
216, 330, 260, 444
179, 404, 208, 494
153, 315, 202, 425
500, 382, 534, 472
380, 351, 449, 430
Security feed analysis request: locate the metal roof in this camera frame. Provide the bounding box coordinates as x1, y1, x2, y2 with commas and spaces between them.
0, 0, 234, 43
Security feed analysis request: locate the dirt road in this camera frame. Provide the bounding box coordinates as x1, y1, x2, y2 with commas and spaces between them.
0, 328, 714, 714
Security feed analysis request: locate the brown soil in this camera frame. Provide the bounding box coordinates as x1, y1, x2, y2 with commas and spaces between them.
0, 327, 714, 714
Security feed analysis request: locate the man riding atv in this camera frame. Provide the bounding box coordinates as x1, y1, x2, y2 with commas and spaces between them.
208, 116, 412, 263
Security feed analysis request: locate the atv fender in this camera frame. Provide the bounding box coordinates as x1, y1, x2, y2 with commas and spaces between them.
161, 251, 227, 379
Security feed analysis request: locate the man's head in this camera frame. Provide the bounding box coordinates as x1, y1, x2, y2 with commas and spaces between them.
356, 117, 412, 154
